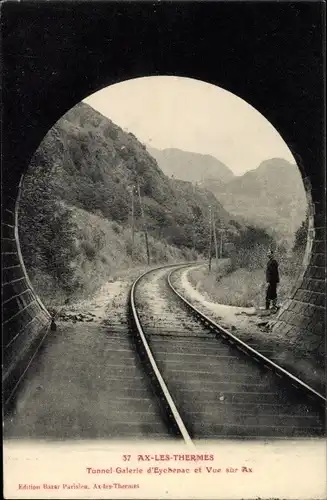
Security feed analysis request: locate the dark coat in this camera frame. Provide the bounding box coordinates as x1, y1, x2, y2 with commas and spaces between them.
266, 258, 279, 284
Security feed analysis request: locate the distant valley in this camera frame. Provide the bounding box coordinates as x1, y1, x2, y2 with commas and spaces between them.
209, 158, 307, 246
148, 147, 307, 246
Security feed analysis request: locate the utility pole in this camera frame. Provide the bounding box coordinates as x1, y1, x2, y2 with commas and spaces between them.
220, 223, 224, 258
128, 185, 135, 262
191, 215, 196, 253
208, 205, 212, 272
212, 211, 219, 266
137, 180, 150, 265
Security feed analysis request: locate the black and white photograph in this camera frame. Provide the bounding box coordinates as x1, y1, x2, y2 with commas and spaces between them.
2, 2, 326, 499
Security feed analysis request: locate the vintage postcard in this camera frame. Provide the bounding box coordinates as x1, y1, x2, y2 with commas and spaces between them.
2, 1, 326, 499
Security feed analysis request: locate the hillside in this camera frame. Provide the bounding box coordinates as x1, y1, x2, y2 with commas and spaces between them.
19, 102, 241, 305
206, 158, 307, 246
23, 102, 233, 249
147, 146, 234, 185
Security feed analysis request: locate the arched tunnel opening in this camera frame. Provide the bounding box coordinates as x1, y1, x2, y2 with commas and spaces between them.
2, 2, 325, 427
3, 79, 325, 409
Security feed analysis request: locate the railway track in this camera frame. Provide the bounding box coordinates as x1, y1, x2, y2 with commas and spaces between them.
130, 263, 326, 442
4, 262, 325, 442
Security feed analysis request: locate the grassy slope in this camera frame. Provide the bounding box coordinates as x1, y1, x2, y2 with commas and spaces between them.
188, 258, 299, 309
29, 204, 196, 307
179, 264, 324, 391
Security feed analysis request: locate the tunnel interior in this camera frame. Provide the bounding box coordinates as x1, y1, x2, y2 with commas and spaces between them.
2, 2, 325, 403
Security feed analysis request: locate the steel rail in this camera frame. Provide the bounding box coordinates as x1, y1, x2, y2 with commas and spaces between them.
130, 264, 195, 446
167, 266, 326, 407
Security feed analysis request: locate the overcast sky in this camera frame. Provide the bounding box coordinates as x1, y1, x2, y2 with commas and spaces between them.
84, 76, 295, 176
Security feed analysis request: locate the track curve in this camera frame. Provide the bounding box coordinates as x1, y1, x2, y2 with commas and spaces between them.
130, 265, 193, 445
5, 262, 325, 442
130, 263, 325, 441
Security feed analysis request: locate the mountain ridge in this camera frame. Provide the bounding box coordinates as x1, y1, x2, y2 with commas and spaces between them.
149, 145, 306, 246
209, 158, 307, 246
146, 146, 234, 184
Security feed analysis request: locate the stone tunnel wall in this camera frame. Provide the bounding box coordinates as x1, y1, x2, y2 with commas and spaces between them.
272, 174, 326, 361
2, 176, 50, 404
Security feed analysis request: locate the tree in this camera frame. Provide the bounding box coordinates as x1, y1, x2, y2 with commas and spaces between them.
229, 225, 275, 270
293, 212, 309, 253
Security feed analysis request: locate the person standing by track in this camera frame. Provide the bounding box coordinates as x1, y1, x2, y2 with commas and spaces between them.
265, 250, 279, 313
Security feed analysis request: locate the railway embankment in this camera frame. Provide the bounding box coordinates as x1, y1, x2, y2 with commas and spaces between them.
52, 263, 190, 328
171, 264, 325, 395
